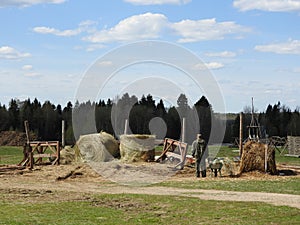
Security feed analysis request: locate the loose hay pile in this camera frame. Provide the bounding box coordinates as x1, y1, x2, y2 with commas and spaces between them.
120, 134, 155, 162
211, 157, 238, 176
60, 131, 119, 164
239, 141, 277, 175
60, 146, 82, 164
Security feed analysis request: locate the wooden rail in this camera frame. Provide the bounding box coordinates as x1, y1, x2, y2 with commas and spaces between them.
155, 138, 188, 169
19, 141, 60, 168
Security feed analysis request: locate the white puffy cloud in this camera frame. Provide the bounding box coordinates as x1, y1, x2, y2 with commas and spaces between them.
0, 0, 66, 8
83, 13, 249, 43
0, 46, 31, 59
171, 18, 250, 43
205, 51, 237, 58
124, 0, 191, 5
34, 13, 249, 44
83, 13, 168, 43
233, 0, 300, 12
255, 39, 300, 54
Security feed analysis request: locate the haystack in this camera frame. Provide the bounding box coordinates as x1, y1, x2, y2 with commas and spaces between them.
60, 145, 82, 164
239, 141, 277, 175
120, 134, 155, 162
76, 131, 119, 163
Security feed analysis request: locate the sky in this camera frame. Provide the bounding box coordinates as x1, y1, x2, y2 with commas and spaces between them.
0, 0, 300, 113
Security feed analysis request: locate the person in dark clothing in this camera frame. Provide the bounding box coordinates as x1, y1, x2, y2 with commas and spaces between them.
191, 134, 208, 177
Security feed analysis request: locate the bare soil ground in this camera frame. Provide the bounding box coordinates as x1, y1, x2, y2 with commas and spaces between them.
0, 163, 300, 209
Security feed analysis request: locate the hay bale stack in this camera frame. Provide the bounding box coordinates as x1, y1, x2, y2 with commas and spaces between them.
239, 141, 277, 175
76, 132, 119, 163
120, 134, 155, 162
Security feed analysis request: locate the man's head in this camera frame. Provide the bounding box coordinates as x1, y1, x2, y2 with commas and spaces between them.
197, 133, 202, 139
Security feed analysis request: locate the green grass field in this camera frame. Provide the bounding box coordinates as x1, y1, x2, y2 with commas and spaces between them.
0, 193, 299, 225
0, 146, 23, 165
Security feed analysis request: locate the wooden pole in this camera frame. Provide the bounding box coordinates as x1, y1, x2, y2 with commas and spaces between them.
57, 141, 60, 165
182, 117, 186, 143
239, 112, 243, 157
124, 119, 129, 135
29, 150, 34, 169
265, 144, 268, 173
61, 120, 65, 148
24, 120, 30, 145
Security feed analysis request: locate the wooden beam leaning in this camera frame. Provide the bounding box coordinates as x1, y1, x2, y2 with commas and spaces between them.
155, 138, 188, 170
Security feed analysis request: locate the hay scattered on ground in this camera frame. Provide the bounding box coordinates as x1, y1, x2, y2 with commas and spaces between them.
239, 141, 277, 175
120, 134, 155, 162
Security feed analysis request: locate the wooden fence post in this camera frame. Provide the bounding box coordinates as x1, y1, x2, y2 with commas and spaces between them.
239, 112, 243, 157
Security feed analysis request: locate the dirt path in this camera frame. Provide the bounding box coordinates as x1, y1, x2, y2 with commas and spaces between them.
0, 164, 300, 209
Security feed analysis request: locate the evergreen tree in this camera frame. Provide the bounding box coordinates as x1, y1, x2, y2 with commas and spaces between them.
8, 99, 20, 130
0, 104, 9, 131
194, 96, 212, 142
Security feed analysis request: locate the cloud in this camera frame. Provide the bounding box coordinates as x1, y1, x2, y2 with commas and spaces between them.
33, 26, 82, 37
255, 39, 300, 54
0, 46, 31, 59
83, 13, 250, 44
124, 0, 191, 5
194, 62, 224, 70
233, 0, 300, 12
85, 44, 106, 52
34, 13, 250, 44
22, 65, 33, 70
97, 61, 113, 67
0, 0, 66, 8
33, 20, 97, 37
205, 51, 237, 58
172, 18, 250, 43
24, 72, 41, 77
83, 13, 168, 43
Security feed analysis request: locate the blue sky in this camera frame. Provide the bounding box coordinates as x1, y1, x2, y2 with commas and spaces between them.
0, 0, 300, 113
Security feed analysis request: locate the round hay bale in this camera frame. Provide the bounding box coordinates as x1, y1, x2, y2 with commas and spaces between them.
120, 134, 155, 162
77, 132, 119, 163
99, 131, 119, 158
239, 141, 277, 175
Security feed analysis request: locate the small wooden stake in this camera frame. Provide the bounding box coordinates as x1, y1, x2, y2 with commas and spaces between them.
62, 120, 65, 148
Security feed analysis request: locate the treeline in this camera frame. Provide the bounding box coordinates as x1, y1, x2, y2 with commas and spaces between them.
227, 102, 300, 140
0, 94, 214, 144
1, 96, 299, 145
0, 98, 74, 144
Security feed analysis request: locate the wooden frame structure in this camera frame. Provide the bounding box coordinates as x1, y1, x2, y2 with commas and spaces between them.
19, 141, 60, 168
155, 138, 188, 169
